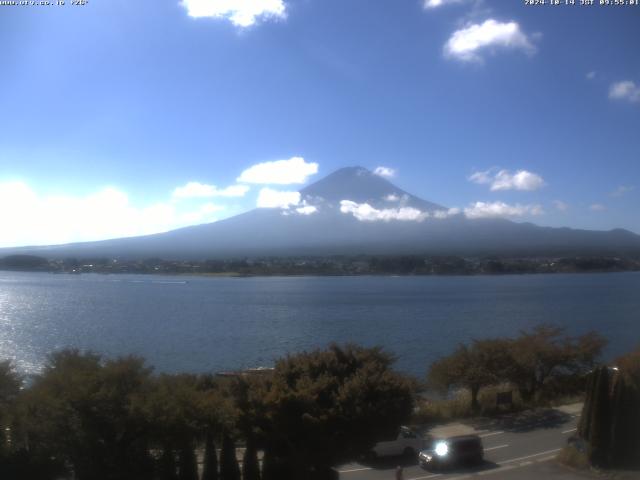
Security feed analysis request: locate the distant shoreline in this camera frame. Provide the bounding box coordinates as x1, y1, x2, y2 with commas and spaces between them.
1, 267, 639, 278
2, 253, 639, 277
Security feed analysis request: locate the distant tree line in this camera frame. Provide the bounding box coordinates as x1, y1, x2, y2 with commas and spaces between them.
0, 345, 414, 480
2, 254, 640, 276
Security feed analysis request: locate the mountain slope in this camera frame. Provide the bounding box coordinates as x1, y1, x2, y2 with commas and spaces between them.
2, 167, 640, 259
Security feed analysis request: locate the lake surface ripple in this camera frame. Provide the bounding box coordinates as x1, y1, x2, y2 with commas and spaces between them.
1, 271, 638, 377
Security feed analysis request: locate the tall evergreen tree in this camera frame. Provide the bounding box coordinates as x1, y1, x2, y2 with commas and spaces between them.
177, 443, 198, 480
260, 448, 276, 480
610, 347, 640, 467
241, 437, 260, 480
577, 369, 596, 440
201, 431, 219, 480
158, 446, 179, 480
219, 433, 241, 480
586, 366, 613, 467
577, 349, 640, 469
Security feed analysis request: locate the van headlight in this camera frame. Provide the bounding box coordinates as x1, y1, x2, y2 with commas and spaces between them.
434, 441, 449, 457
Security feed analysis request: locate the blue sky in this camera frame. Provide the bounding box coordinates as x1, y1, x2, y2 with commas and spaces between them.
1, 0, 639, 247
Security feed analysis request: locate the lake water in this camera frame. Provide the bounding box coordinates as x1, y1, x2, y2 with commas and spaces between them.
1, 271, 638, 378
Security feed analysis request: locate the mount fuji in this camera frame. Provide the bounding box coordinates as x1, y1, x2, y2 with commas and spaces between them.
3, 167, 640, 260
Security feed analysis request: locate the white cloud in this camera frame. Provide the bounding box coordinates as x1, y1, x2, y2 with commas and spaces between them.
256, 187, 301, 208
385, 194, 400, 202
609, 80, 640, 104
468, 170, 492, 185
589, 203, 606, 212
373, 166, 396, 178
610, 185, 634, 197
491, 170, 545, 191
469, 169, 545, 191
0, 181, 224, 248
179, 0, 286, 27
340, 200, 428, 222
172, 181, 249, 199
424, 0, 466, 8
433, 208, 461, 219
444, 19, 536, 62
553, 200, 569, 212
237, 157, 318, 185
295, 205, 318, 215
586, 71, 596, 80
464, 201, 543, 219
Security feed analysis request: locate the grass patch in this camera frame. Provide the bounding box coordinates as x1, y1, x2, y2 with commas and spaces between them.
411, 385, 584, 426
411, 386, 530, 424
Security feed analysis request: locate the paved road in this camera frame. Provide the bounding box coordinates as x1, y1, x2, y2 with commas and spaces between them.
337, 405, 584, 480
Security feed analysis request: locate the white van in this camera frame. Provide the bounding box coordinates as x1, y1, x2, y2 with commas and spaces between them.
369, 426, 425, 459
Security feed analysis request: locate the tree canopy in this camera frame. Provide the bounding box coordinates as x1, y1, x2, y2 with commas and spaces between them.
428, 325, 607, 407
428, 339, 511, 411
258, 344, 415, 478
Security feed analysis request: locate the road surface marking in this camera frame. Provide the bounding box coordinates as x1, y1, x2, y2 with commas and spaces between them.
407, 473, 442, 480
501, 448, 562, 465
562, 427, 577, 434
484, 444, 509, 452
479, 431, 504, 438
535, 455, 557, 463
338, 467, 372, 473
519, 461, 533, 466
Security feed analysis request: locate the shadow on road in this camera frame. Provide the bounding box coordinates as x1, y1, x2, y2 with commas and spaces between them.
358, 456, 500, 474
425, 459, 500, 475
358, 455, 418, 470
468, 408, 573, 433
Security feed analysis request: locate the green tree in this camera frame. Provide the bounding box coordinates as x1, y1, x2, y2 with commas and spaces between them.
580, 366, 613, 467
135, 373, 207, 480
428, 339, 510, 411
565, 347, 640, 469
505, 325, 606, 402
177, 443, 198, 480
615, 345, 640, 388
260, 448, 277, 480
198, 375, 235, 480
219, 432, 241, 480
241, 436, 260, 480
0, 360, 21, 452
258, 344, 415, 479
201, 431, 219, 480
22, 350, 154, 480
610, 346, 640, 467
228, 375, 271, 480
